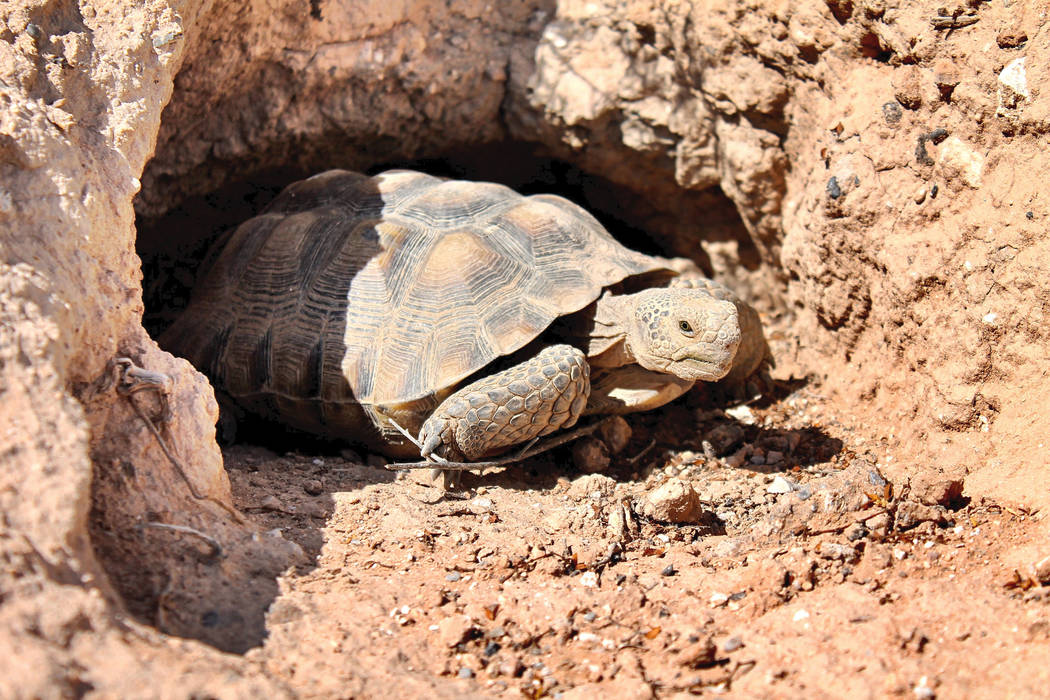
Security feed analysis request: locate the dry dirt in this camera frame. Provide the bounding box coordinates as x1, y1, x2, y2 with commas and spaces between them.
2, 0, 1050, 697
221, 387, 1050, 699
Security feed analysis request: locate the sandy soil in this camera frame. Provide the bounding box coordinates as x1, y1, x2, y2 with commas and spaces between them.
211, 372, 1050, 698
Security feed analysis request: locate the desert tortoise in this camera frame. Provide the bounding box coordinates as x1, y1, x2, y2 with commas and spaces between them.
161, 169, 768, 463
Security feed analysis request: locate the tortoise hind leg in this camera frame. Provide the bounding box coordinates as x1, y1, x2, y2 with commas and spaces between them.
418, 344, 590, 463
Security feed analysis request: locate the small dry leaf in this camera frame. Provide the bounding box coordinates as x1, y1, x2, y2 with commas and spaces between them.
645, 626, 662, 640
1004, 569, 1036, 591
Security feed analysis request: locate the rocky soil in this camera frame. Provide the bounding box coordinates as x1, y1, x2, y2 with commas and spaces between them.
1, 0, 1049, 697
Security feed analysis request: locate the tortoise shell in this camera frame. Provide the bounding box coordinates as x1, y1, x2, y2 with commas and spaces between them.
162, 169, 667, 445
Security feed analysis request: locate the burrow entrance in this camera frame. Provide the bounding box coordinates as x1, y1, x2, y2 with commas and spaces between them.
135, 140, 757, 341
99, 126, 782, 655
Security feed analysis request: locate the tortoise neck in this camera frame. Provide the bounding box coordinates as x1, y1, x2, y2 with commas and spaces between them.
587, 292, 637, 367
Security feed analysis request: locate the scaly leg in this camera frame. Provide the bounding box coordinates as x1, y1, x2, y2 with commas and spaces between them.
419, 344, 590, 462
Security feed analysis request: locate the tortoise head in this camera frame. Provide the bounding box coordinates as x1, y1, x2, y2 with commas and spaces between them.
625, 288, 741, 381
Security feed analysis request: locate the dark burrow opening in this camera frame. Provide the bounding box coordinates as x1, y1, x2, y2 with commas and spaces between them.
136, 139, 756, 341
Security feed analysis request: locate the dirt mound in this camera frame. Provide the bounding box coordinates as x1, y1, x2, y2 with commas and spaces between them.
2, 0, 1048, 696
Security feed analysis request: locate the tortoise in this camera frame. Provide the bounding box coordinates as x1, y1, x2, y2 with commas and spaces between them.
161, 169, 769, 465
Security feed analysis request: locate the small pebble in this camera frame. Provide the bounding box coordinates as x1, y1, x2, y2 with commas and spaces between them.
882, 101, 903, 125
1026, 211, 1034, 220
845, 523, 869, 541
568, 473, 616, 499
724, 405, 756, 425
446, 571, 462, 582
997, 28, 1028, 48
709, 592, 730, 607
642, 478, 703, 523
260, 495, 283, 511
661, 564, 676, 577
25, 23, 42, 40
457, 667, 474, 679
914, 477, 964, 507
724, 447, 749, 468
722, 636, 744, 652
678, 636, 718, 668
437, 614, 475, 647
818, 542, 857, 562
767, 476, 795, 494
483, 641, 501, 657
866, 512, 892, 535
583, 611, 597, 622
304, 479, 324, 495
913, 676, 935, 699
573, 437, 610, 474
498, 658, 523, 677
1033, 555, 1050, 584
793, 609, 810, 622
826, 176, 842, 199
598, 416, 632, 454
311, 458, 324, 466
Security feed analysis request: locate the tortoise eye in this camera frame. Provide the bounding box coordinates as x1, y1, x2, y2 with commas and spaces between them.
678, 320, 695, 335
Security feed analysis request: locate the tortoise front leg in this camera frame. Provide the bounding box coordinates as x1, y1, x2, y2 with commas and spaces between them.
418, 344, 590, 462
584, 365, 695, 416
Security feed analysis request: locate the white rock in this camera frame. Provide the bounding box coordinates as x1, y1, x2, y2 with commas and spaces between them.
997, 57, 1029, 114
914, 676, 935, 699
767, 476, 795, 494
936, 136, 984, 189
725, 405, 756, 424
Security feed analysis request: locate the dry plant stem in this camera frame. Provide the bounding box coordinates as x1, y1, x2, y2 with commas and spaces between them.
804, 507, 892, 536
385, 415, 448, 464
139, 521, 223, 558
627, 438, 658, 465
387, 417, 613, 471
115, 357, 246, 524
